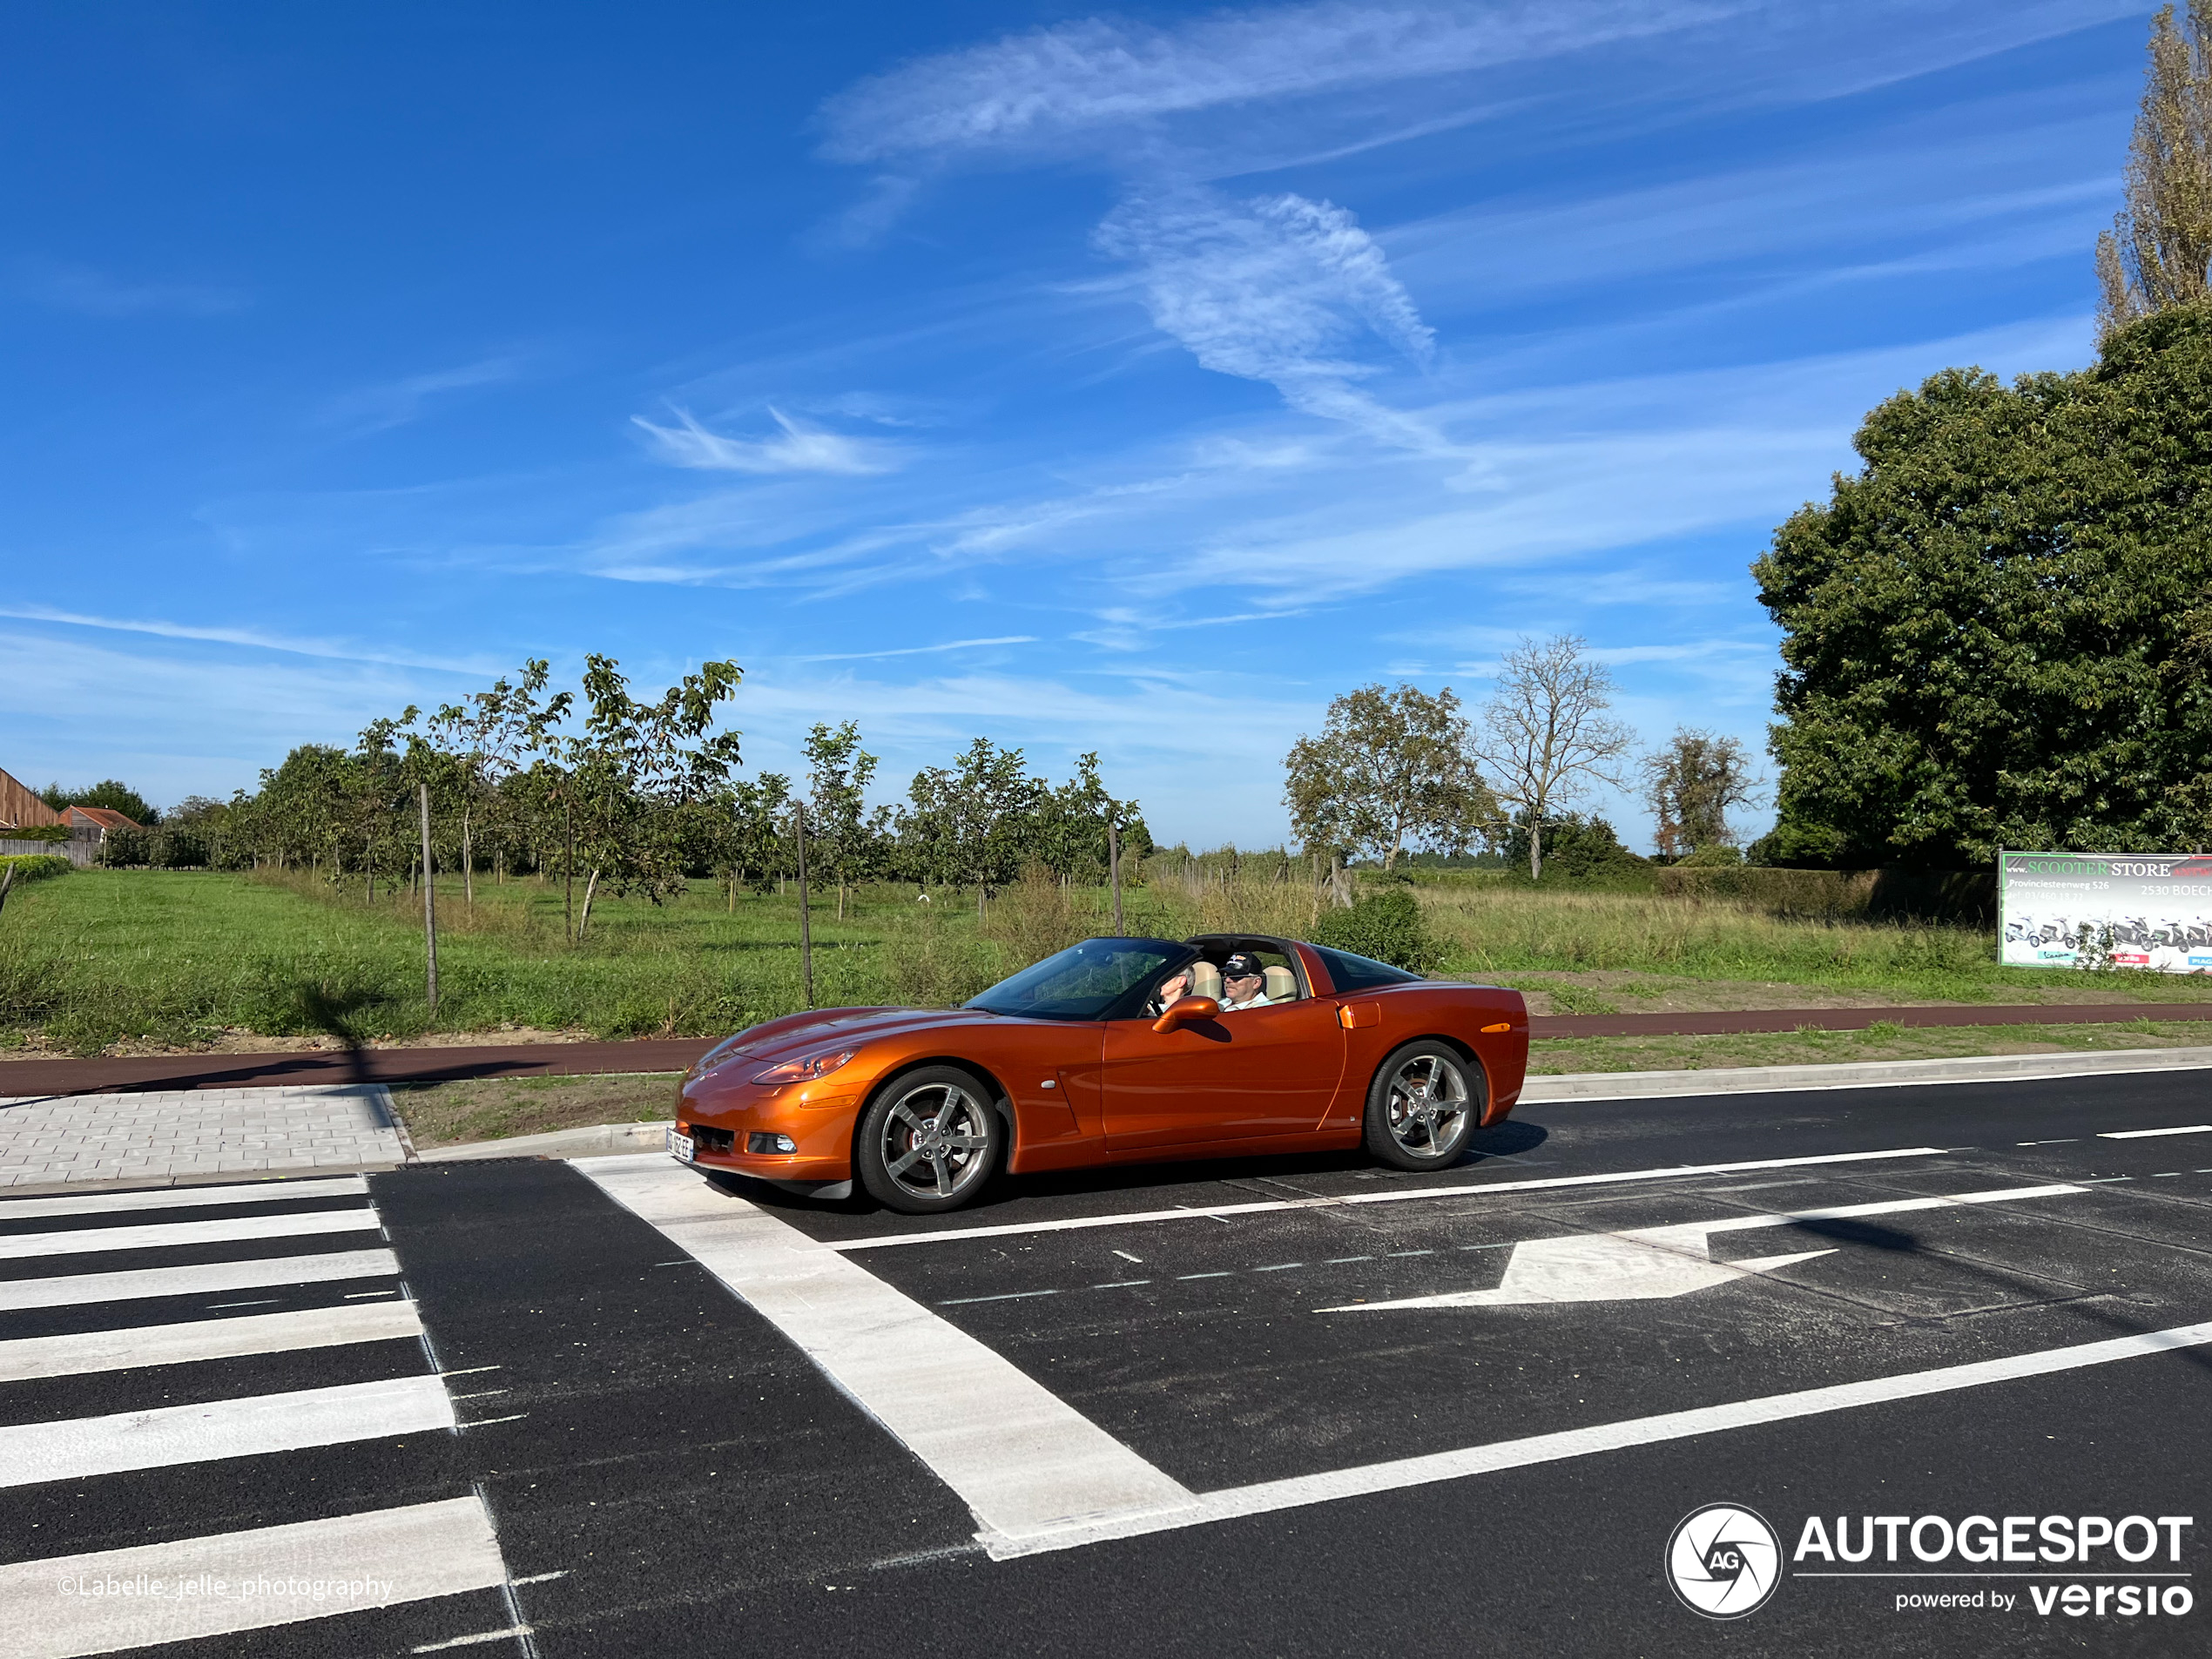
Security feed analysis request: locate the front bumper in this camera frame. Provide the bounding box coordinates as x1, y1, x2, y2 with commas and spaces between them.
673, 1069, 864, 1182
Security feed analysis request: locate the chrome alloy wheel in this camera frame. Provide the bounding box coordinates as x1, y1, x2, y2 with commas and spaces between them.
880, 1081, 993, 1201
1383, 1052, 1471, 1159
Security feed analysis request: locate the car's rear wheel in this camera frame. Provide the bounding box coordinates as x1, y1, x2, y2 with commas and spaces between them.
1363, 1041, 1482, 1171
856, 1067, 1004, 1213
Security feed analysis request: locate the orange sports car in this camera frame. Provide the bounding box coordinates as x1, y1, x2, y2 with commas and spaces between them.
670, 933, 1529, 1213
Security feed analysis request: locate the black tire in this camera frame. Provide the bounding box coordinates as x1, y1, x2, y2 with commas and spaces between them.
855, 1066, 1005, 1214
1362, 1041, 1484, 1171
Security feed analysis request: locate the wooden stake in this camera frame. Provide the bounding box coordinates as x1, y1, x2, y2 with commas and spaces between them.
418, 782, 439, 1015
794, 799, 815, 1008
1109, 821, 1123, 936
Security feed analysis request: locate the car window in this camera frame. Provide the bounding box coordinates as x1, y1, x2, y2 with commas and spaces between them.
967, 939, 1188, 1020
1310, 944, 1425, 992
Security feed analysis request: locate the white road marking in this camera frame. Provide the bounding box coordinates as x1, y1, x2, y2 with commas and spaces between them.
0, 1495, 507, 1659
940, 1289, 1059, 1306
0, 1249, 401, 1313
977, 1318, 2212, 1559
1322, 1184, 2087, 1312
412, 1626, 535, 1652
0, 1207, 381, 1262
829, 1146, 1952, 1251
0, 1301, 426, 1383
577, 1153, 1195, 1539
0, 1176, 368, 1224
2101, 1124, 2212, 1139
0, 1375, 455, 1488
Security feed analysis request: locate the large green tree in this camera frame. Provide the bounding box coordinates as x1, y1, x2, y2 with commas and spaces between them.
1284, 683, 1494, 870
1755, 308, 2212, 867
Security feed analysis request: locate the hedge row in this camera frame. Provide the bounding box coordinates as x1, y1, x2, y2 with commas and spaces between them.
0, 854, 72, 885
1655, 866, 1996, 923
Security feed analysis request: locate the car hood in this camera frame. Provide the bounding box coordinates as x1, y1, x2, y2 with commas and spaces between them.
700, 1004, 1017, 1075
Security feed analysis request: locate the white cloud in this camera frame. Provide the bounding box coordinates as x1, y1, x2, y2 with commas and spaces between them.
8, 257, 246, 318
816, 1, 1737, 165
0, 604, 493, 675
1096, 188, 1453, 450
796, 635, 1036, 663
632, 407, 900, 475
318, 356, 525, 435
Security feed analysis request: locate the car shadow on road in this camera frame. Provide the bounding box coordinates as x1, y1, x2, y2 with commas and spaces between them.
732, 1119, 1552, 1222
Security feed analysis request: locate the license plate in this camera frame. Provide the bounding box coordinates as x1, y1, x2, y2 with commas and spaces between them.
669, 1130, 695, 1163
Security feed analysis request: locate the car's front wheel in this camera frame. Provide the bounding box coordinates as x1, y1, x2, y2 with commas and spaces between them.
1363, 1041, 1482, 1171
855, 1067, 1004, 1213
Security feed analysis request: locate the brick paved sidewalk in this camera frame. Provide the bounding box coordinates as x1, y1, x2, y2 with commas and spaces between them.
0, 1084, 408, 1191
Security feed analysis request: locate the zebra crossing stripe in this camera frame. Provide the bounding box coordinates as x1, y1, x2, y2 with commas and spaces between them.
0, 1495, 509, 1659
577, 1154, 1196, 1540
0, 1208, 381, 1262
0, 1177, 369, 1224
0, 1375, 455, 1488
0, 1248, 401, 1312
0, 1301, 427, 1383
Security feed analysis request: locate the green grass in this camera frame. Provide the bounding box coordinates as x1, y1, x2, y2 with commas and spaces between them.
390, 1072, 680, 1148
0, 867, 2204, 1055
1417, 886, 2212, 1004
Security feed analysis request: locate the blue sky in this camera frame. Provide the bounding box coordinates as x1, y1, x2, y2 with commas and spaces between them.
0, 1, 2149, 847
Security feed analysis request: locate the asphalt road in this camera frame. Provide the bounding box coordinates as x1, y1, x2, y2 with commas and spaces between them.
3, 1069, 2209, 1656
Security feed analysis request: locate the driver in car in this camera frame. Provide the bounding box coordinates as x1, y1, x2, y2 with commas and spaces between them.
1218, 952, 1272, 1011
1150, 968, 1192, 1015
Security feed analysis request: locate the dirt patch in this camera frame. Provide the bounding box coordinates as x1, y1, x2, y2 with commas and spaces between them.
1526, 1019, 2212, 1075
1499, 971, 2212, 1018
389, 1072, 681, 1148
0, 1025, 604, 1061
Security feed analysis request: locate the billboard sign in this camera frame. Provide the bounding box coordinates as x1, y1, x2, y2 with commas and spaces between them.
1999, 852, 2212, 972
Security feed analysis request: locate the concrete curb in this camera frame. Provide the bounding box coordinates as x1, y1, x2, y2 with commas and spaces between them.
417, 1120, 672, 1162
0, 1160, 407, 1200
1520, 1044, 2212, 1103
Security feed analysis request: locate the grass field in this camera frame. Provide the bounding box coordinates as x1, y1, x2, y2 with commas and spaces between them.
2, 867, 2206, 1055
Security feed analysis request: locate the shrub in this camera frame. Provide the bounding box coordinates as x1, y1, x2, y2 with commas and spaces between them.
1311, 887, 1443, 974
0, 826, 71, 846
0, 854, 71, 886
981, 866, 1089, 968
1678, 842, 1745, 867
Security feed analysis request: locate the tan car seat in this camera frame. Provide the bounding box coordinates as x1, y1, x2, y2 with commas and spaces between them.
1189, 961, 1224, 1001
1262, 964, 1298, 1001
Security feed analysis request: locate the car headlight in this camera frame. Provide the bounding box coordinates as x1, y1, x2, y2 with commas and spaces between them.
752, 1049, 858, 1085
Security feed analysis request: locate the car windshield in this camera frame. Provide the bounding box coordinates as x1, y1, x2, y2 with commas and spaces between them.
966, 938, 1188, 1021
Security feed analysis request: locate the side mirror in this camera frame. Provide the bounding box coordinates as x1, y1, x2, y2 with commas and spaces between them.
1152, 995, 1221, 1034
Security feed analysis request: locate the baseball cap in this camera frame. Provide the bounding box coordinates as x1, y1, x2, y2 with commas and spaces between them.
1222, 951, 1263, 978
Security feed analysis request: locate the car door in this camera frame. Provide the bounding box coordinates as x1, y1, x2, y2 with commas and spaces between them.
1100, 996, 1346, 1151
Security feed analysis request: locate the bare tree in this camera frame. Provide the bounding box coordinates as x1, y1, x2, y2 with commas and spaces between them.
2099, 2, 2212, 341
1475, 636, 1635, 880
1642, 729, 1760, 859
1283, 683, 1493, 871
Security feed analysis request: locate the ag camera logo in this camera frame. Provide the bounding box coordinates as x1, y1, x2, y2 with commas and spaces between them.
1668, 1504, 1782, 1619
